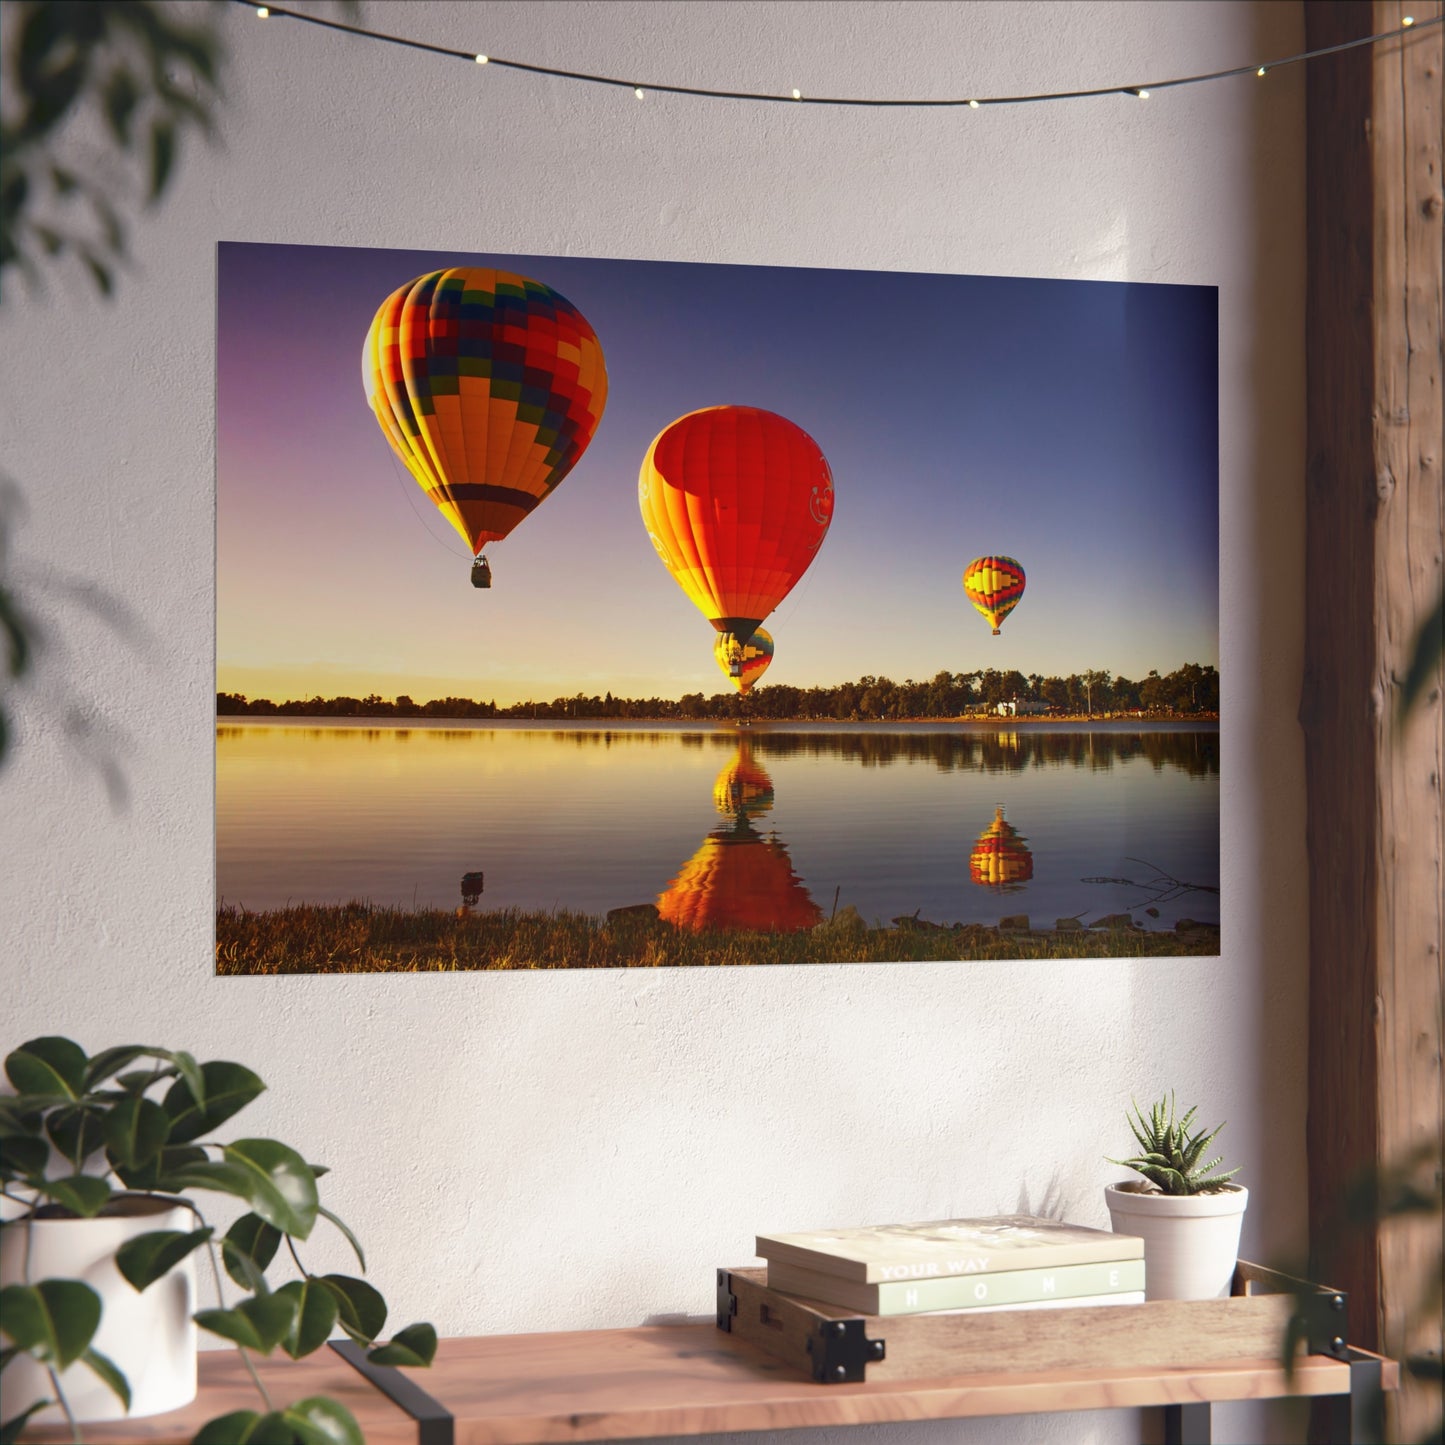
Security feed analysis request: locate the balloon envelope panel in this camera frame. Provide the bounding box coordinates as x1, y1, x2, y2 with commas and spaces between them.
364, 268, 608, 555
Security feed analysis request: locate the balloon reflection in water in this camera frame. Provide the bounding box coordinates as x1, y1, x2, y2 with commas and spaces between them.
968, 806, 1034, 891
658, 740, 820, 932
711, 737, 774, 822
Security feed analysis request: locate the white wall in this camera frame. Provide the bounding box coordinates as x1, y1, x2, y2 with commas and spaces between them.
1, 3, 1306, 1442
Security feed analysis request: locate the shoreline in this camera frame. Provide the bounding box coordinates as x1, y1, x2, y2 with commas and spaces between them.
217, 902, 1222, 973
217, 713, 1220, 730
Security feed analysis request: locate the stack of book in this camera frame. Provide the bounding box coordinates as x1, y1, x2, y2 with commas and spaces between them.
756, 1215, 1145, 1316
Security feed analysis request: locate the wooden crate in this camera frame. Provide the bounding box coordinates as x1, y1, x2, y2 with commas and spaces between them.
717, 1260, 1353, 1384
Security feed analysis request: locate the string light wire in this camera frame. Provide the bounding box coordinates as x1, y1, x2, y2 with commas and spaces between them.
229, 2, 1439, 109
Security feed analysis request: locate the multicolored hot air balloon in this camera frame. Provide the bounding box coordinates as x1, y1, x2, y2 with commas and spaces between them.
639, 406, 833, 645
363, 268, 607, 587
968, 806, 1034, 891
963, 555, 1026, 635
714, 628, 774, 696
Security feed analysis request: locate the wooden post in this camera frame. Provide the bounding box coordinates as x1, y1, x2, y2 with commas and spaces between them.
1303, 2, 1443, 1440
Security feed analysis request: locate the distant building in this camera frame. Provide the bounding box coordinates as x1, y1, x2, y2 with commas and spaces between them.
994, 698, 1050, 716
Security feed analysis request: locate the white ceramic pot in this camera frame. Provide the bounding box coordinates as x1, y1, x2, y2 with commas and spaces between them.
1105, 1180, 1249, 1301
0, 1194, 198, 1422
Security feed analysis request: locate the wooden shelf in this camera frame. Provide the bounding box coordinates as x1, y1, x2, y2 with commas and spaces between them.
20, 1320, 1398, 1445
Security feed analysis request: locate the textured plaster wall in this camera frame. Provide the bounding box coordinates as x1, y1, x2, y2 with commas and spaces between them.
1, 3, 1306, 1441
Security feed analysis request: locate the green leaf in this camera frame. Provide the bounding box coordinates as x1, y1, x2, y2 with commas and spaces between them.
81, 1346, 131, 1409
318, 1205, 365, 1272
0, 1134, 48, 1180
0, 1280, 101, 1368
102, 68, 140, 144
116, 1226, 213, 1291
1398, 585, 1444, 724
367, 1322, 437, 1368
195, 1292, 298, 1355
114, 1142, 207, 1192
36, 1173, 112, 1216
220, 1139, 318, 1240
162, 1061, 264, 1144
281, 1397, 364, 1445
222, 1213, 281, 1289
192, 1410, 297, 1445
275, 1278, 338, 1359
0, 1400, 53, 1444
6, 1037, 87, 1099
319, 1275, 385, 1346
148, 118, 176, 202
163, 1158, 256, 1203
45, 1104, 108, 1167
103, 1094, 171, 1168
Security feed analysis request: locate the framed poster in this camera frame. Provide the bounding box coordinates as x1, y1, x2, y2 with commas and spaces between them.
216, 242, 1218, 972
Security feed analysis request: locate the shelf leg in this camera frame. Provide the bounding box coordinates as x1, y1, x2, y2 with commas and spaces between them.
1315, 1350, 1386, 1444
1162, 1401, 1211, 1445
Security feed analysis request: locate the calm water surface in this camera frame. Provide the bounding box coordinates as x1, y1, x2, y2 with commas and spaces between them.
215, 721, 1219, 931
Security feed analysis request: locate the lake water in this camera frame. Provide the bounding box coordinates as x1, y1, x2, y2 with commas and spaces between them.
215, 721, 1219, 933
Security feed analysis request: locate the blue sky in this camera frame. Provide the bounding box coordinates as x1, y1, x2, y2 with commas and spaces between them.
217, 241, 1218, 704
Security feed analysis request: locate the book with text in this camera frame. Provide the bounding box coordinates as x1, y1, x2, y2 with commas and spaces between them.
756, 1215, 1143, 1284
766, 1256, 1146, 1315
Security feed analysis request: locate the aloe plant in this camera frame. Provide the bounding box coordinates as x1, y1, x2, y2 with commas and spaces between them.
0, 1036, 436, 1444
1108, 1091, 1241, 1196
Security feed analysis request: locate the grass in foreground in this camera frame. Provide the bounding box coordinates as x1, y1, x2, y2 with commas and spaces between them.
216, 903, 1221, 973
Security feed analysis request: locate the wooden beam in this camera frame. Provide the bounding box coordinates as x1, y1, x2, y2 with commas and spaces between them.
1303, 2, 1444, 1440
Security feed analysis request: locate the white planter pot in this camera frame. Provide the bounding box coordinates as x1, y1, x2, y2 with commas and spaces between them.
1105, 1181, 1248, 1301
0, 1194, 198, 1422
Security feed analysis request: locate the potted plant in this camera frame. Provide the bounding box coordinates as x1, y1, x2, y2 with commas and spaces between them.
1104, 1091, 1247, 1301
0, 1035, 436, 1443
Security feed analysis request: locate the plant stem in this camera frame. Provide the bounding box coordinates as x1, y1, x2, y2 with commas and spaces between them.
201, 1225, 273, 1412
45, 1364, 81, 1445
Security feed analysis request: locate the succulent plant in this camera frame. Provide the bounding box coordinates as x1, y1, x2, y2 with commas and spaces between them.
1109, 1091, 1241, 1196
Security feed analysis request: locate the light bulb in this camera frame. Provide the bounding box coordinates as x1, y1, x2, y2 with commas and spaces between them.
255, 4, 269, 14
475, 53, 489, 64
1256, 66, 1267, 77
1137, 88, 1150, 100
634, 86, 644, 99
792, 88, 802, 100
968, 99, 980, 109
1402, 14, 1415, 24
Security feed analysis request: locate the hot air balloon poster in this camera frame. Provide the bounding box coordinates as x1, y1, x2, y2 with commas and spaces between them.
217, 241, 1219, 973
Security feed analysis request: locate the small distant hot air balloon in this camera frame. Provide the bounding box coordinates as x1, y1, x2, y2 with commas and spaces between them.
639, 406, 833, 645
969, 806, 1034, 890
963, 555, 1026, 635
714, 628, 774, 696
363, 268, 608, 587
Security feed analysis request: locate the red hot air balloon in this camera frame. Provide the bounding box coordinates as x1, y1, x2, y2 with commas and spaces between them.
639, 406, 834, 645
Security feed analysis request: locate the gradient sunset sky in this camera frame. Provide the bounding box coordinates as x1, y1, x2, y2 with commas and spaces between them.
217, 242, 1218, 706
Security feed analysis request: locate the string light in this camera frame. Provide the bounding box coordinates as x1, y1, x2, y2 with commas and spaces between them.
233, 2, 1440, 111
1256, 66, 1267, 77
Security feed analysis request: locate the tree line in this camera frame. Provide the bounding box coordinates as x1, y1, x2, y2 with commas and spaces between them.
218, 662, 1219, 722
